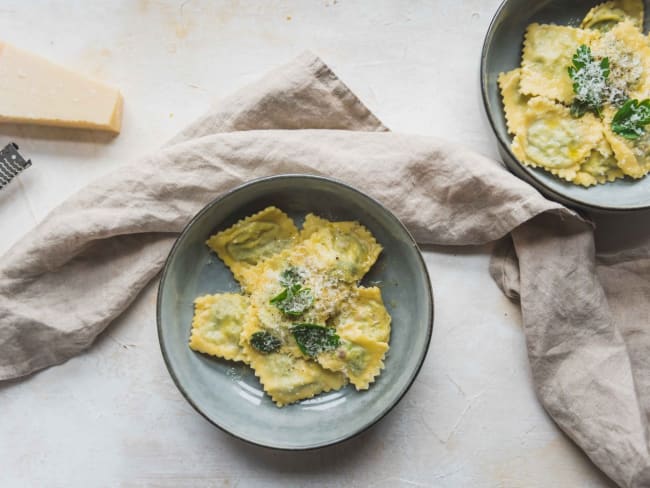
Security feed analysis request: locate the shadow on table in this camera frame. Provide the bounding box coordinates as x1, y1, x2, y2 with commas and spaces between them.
591, 209, 650, 254
224, 407, 397, 474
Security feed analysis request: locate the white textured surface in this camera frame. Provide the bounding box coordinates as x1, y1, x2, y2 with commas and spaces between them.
0, 1, 615, 487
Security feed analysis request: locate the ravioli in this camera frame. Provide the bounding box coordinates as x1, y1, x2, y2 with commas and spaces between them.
240, 308, 347, 406
190, 207, 391, 407
603, 107, 650, 178
581, 0, 644, 32
189, 293, 250, 362
300, 214, 382, 282
574, 145, 624, 186
334, 287, 391, 343
498, 68, 530, 136
299, 213, 329, 240
314, 286, 391, 390
249, 234, 350, 324
592, 20, 650, 101
511, 96, 604, 181
317, 335, 388, 391
206, 206, 298, 289
301, 219, 383, 283
246, 224, 374, 361
520, 24, 596, 103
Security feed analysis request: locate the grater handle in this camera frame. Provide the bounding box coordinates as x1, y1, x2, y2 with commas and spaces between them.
0, 143, 32, 190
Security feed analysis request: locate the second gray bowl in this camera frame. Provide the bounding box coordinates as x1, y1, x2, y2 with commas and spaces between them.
481, 0, 650, 212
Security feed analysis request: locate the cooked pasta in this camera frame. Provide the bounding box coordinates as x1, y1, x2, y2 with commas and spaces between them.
189, 207, 391, 407
499, 1, 650, 186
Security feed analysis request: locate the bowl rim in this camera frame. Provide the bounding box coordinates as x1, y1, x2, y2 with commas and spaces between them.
480, 0, 650, 213
156, 173, 435, 451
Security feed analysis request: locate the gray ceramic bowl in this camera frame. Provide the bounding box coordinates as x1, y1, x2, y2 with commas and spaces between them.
157, 174, 433, 450
482, 0, 650, 212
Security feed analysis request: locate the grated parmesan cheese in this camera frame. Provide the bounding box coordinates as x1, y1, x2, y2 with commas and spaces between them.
573, 58, 609, 107
594, 33, 643, 106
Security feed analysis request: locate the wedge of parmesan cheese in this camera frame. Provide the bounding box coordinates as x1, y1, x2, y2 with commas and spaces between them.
0, 42, 123, 133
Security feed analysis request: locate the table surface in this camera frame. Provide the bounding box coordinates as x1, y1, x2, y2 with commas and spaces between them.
0, 1, 617, 487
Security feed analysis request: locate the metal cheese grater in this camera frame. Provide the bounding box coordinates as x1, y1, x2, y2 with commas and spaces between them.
0, 143, 31, 190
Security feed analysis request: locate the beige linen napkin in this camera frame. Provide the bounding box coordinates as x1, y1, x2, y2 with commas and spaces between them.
1, 52, 648, 487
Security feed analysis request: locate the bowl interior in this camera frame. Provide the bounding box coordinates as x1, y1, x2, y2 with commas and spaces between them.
482, 0, 650, 211
157, 175, 433, 449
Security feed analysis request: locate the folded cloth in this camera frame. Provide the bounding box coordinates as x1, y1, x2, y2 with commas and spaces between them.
0, 52, 648, 487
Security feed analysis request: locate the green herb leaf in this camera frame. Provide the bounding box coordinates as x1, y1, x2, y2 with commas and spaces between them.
612, 99, 650, 139
291, 324, 340, 357
279, 267, 304, 288
568, 45, 610, 117
571, 44, 591, 70
269, 288, 288, 304
600, 57, 610, 78
282, 287, 314, 316
250, 331, 282, 354
270, 283, 313, 316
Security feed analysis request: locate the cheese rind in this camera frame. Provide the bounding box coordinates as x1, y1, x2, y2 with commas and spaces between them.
0, 42, 123, 133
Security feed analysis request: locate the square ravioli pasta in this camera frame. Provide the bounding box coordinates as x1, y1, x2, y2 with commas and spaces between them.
603, 106, 650, 178
511, 96, 606, 181
591, 20, 650, 101
520, 24, 597, 104
298, 214, 383, 283
206, 206, 299, 290
239, 307, 347, 407
243, 219, 386, 372
316, 287, 391, 390
509, 96, 624, 186
189, 206, 392, 407
498, 68, 530, 136
189, 293, 250, 363
581, 0, 644, 32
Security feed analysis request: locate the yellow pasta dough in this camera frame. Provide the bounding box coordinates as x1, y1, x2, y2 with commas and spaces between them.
293, 213, 383, 282
314, 286, 391, 390
299, 213, 329, 240
240, 308, 347, 406
317, 335, 388, 391
520, 24, 597, 103
592, 20, 650, 100
511, 96, 604, 181
582, 0, 644, 32
206, 206, 299, 290
498, 68, 530, 136
189, 293, 250, 363
244, 252, 340, 364
603, 107, 650, 178
249, 233, 352, 323
572, 135, 624, 185
334, 287, 391, 344
190, 206, 392, 407
301, 220, 383, 283
246, 222, 379, 360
